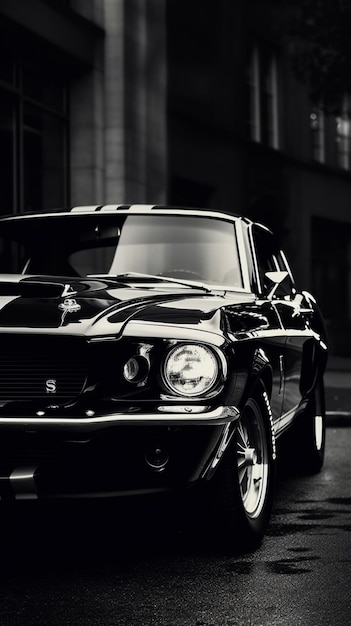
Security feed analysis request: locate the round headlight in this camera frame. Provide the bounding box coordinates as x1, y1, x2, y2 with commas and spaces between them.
163, 344, 219, 397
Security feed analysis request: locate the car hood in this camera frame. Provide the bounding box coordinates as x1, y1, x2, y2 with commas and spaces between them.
0, 274, 255, 337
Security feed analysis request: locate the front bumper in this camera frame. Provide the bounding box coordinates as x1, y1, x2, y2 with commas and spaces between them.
0, 404, 239, 431
0, 405, 240, 502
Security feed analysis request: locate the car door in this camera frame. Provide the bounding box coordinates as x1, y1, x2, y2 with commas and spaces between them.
273, 287, 318, 433
252, 225, 318, 434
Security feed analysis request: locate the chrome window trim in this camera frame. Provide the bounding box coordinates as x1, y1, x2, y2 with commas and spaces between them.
248, 222, 263, 295
234, 220, 251, 292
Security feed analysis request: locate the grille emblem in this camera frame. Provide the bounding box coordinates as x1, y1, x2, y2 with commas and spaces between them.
45, 379, 57, 394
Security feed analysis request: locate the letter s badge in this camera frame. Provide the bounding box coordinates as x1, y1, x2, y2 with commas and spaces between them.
45, 379, 57, 394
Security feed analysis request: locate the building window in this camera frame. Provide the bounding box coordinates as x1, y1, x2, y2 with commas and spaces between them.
310, 108, 325, 163
246, 44, 280, 149
247, 47, 261, 143
265, 56, 279, 149
0, 46, 68, 215
0, 93, 15, 215
23, 103, 67, 213
312, 216, 351, 322
335, 94, 351, 170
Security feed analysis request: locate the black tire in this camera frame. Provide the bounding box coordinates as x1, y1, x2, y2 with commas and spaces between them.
209, 386, 276, 552
292, 377, 326, 474
277, 377, 326, 476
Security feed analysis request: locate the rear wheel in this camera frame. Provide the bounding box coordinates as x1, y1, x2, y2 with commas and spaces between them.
277, 377, 326, 476
294, 378, 326, 474
209, 387, 276, 551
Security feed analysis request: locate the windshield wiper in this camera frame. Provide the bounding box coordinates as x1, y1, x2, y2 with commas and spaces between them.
88, 271, 214, 293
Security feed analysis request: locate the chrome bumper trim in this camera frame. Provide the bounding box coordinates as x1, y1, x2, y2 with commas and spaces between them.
0, 405, 240, 431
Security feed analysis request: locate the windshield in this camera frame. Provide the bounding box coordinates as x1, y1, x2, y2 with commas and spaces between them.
0, 213, 243, 289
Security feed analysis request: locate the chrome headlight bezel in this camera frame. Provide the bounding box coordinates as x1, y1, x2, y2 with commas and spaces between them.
162, 342, 223, 398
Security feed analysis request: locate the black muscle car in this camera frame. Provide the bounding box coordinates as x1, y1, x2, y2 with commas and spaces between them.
0, 204, 328, 549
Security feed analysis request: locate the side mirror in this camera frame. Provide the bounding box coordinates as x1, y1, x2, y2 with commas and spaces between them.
264, 270, 290, 299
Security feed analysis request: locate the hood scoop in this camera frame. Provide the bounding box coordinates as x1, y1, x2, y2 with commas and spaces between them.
0, 276, 68, 298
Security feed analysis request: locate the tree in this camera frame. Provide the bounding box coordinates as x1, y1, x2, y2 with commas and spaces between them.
287, 0, 351, 113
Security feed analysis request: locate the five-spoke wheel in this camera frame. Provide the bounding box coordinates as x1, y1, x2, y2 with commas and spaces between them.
209, 386, 276, 552
236, 398, 270, 520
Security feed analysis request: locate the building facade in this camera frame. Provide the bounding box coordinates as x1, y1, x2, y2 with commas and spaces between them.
0, 0, 167, 214
0, 0, 350, 354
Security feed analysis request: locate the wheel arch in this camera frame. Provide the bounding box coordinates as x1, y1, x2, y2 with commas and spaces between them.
300, 337, 328, 397
240, 352, 276, 462
245, 347, 273, 405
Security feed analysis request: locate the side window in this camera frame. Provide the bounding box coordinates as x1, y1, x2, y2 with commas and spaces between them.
253, 226, 294, 297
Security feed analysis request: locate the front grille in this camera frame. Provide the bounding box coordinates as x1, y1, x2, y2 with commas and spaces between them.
0, 335, 88, 402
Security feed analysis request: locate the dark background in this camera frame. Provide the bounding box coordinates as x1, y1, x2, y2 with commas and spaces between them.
1, 0, 351, 356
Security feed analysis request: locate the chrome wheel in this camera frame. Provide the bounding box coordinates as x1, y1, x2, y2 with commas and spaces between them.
236, 398, 269, 519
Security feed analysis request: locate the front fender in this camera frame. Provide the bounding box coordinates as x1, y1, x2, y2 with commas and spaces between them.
243, 347, 273, 407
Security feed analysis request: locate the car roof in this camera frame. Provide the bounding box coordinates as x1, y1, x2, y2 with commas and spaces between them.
0, 204, 258, 227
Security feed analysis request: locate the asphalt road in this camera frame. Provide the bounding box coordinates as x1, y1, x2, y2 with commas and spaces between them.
0, 427, 350, 626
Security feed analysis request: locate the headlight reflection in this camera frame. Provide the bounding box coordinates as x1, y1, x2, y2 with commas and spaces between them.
163, 344, 219, 396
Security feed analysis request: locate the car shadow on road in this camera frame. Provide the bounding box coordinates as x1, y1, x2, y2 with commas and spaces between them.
0, 494, 219, 575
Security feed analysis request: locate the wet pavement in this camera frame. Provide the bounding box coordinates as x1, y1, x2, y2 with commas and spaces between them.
0, 428, 349, 626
